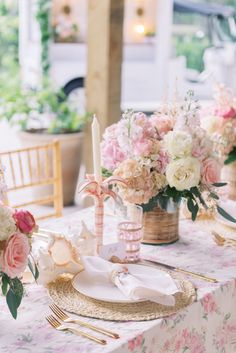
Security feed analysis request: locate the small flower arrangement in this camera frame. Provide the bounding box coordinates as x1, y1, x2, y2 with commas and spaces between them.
201, 84, 236, 165
0, 168, 38, 318
101, 92, 234, 221
52, 5, 79, 43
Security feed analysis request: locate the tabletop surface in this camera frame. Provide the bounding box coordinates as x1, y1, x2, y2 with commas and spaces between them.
0, 207, 236, 353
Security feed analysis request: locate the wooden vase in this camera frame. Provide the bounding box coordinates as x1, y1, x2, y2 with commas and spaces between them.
221, 162, 236, 201
142, 207, 179, 245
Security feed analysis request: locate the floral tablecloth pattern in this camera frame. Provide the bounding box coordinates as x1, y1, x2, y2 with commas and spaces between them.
0, 207, 236, 353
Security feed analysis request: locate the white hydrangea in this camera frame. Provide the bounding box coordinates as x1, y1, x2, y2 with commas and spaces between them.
201, 115, 219, 134
0, 206, 16, 241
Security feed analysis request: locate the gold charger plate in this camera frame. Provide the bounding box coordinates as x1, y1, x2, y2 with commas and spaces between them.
48, 269, 196, 322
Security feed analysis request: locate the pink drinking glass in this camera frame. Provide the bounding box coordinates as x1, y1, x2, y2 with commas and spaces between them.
117, 204, 143, 263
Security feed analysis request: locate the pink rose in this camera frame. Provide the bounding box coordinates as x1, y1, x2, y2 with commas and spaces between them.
0, 233, 30, 278
201, 158, 221, 184
13, 210, 36, 234
150, 114, 173, 137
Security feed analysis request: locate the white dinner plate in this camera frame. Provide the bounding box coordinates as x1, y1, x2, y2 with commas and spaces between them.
215, 199, 236, 229
72, 263, 172, 303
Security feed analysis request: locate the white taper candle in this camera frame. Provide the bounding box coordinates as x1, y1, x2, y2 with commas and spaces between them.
91, 115, 102, 182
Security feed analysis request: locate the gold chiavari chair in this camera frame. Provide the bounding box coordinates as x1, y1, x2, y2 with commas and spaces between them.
0, 140, 63, 220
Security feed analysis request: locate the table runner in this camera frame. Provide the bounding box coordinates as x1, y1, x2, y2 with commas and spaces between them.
0, 207, 236, 353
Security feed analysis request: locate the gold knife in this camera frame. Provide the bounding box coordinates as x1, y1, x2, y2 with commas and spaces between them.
140, 258, 218, 283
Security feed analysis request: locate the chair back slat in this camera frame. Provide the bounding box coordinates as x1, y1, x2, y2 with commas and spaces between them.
0, 140, 63, 220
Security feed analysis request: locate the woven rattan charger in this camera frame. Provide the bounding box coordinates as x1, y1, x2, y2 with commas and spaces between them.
48, 267, 196, 322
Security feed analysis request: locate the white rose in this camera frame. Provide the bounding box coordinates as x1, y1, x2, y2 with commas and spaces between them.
0, 206, 16, 241
164, 131, 193, 158
166, 157, 201, 191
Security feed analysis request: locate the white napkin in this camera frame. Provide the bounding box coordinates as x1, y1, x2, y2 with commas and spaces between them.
82, 256, 180, 306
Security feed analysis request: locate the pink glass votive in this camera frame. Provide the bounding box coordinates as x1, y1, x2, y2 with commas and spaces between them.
117, 221, 143, 263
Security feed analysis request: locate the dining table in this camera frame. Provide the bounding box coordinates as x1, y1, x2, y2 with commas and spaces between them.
0, 205, 236, 353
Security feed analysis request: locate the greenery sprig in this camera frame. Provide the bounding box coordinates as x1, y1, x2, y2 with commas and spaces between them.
0, 259, 38, 319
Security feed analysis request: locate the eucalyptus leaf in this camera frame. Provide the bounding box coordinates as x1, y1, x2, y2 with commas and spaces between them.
190, 187, 207, 209
217, 205, 236, 223
209, 192, 219, 200
212, 182, 227, 187
187, 197, 199, 221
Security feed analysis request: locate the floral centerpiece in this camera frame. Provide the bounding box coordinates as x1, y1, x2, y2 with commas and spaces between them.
201, 84, 236, 200
0, 167, 38, 318
201, 84, 236, 165
101, 92, 234, 243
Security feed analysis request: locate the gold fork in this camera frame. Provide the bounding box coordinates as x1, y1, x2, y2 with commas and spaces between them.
46, 315, 107, 345
50, 303, 119, 339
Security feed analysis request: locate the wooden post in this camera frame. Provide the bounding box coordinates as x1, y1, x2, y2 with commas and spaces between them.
85, 0, 124, 174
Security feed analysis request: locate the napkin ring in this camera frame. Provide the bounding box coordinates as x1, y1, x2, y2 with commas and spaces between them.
109, 267, 129, 285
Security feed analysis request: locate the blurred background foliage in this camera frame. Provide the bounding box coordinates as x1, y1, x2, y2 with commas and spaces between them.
0, 0, 19, 94
173, 0, 236, 72
0, 0, 235, 91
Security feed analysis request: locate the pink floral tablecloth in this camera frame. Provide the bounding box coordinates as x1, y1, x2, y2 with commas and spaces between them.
1, 207, 236, 353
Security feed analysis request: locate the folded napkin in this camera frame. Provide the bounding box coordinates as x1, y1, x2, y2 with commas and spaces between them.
82, 256, 180, 306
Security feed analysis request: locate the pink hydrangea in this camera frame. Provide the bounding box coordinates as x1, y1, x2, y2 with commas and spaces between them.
101, 139, 126, 171
101, 124, 126, 171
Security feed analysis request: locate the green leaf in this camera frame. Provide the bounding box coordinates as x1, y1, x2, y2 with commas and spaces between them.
34, 265, 39, 281
157, 196, 169, 211
212, 182, 227, 187
209, 192, 219, 200
1, 273, 9, 295
101, 167, 112, 178
10, 277, 24, 308
28, 258, 39, 281
217, 205, 236, 223
141, 195, 159, 212
224, 147, 236, 165
190, 187, 207, 209
6, 288, 18, 319
187, 197, 199, 221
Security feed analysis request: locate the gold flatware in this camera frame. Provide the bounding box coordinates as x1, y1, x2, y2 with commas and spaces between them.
46, 315, 107, 345
33, 228, 63, 241
50, 303, 119, 339
32, 232, 49, 240
39, 228, 60, 235
140, 258, 218, 283
212, 231, 236, 247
